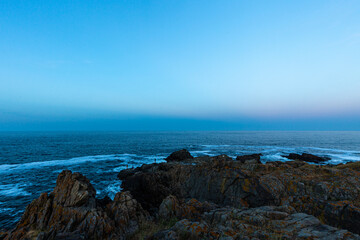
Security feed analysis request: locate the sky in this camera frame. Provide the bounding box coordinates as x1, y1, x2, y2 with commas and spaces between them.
0, 0, 360, 131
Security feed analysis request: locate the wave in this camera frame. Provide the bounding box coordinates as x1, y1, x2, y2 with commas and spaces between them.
0, 154, 136, 174
0, 183, 31, 197
96, 181, 122, 200
0, 207, 16, 214
200, 144, 359, 152
197, 144, 360, 163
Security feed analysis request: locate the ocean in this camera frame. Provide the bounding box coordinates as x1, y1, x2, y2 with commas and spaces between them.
1, 131, 360, 229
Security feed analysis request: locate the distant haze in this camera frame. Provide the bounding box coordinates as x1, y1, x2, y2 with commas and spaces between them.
1, 0, 360, 130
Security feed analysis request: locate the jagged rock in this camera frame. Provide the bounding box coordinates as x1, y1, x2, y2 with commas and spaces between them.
165, 149, 193, 162
4, 170, 148, 240
118, 163, 182, 211
0, 231, 8, 240
282, 153, 330, 163
159, 195, 217, 221
151, 205, 360, 239
119, 156, 269, 210
53, 170, 96, 208
119, 156, 360, 234
159, 195, 181, 219
236, 153, 262, 163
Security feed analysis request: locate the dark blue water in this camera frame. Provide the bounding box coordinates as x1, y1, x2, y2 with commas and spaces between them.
1, 131, 360, 229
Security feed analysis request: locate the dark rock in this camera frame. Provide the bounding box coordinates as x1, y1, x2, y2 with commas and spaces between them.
0, 231, 8, 240
119, 163, 179, 211
96, 195, 112, 208
52, 170, 96, 208
165, 149, 193, 162
4, 170, 148, 240
236, 153, 262, 163
120, 155, 360, 234
159, 195, 218, 221
151, 205, 360, 239
282, 153, 330, 163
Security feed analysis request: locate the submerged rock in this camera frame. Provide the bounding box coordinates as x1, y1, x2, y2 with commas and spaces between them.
282, 153, 330, 163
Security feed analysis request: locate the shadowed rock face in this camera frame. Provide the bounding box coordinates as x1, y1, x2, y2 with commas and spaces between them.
236, 153, 262, 163
3, 170, 147, 240
165, 149, 193, 162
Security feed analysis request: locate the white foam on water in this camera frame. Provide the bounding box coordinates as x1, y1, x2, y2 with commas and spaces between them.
0, 154, 136, 174
0, 183, 31, 197
198, 144, 360, 164
201, 145, 231, 148
110, 154, 166, 172
190, 150, 212, 156
96, 181, 122, 200
142, 155, 166, 163
301, 147, 360, 153
112, 165, 127, 172
262, 153, 290, 162
326, 153, 360, 162
0, 207, 16, 214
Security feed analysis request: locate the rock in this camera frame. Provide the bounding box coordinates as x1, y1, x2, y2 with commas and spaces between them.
119, 155, 360, 234
4, 170, 148, 240
170, 219, 209, 239
119, 156, 273, 210
159, 195, 218, 221
165, 149, 193, 162
151, 205, 360, 239
236, 153, 262, 163
0, 231, 8, 240
119, 164, 177, 211
158, 195, 181, 219
96, 195, 112, 208
283, 153, 330, 163
52, 170, 96, 208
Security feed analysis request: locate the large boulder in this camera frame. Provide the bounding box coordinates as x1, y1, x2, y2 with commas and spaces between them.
4, 170, 148, 240
119, 156, 272, 210
119, 163, 182, 211
236, 153, 262, 163
165, 149, 193, 162
53, 170, 96, 208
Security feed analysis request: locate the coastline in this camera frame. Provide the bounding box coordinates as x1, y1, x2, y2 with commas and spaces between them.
2, 150, 360, 239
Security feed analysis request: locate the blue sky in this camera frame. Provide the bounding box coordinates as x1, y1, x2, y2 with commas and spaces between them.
1, 0, 360, 130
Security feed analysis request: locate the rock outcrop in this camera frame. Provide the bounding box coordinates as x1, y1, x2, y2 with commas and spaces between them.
4, 170, 148, 240
165, 149, 193, 162
119, 154, 360, 235
152, 197, 360, 240
236, 153, 262, 163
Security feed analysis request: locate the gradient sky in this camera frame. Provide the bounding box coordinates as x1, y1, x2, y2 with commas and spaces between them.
1, 0, 360, 130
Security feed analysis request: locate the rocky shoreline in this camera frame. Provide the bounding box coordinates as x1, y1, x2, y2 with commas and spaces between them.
2, 150, 360, 239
